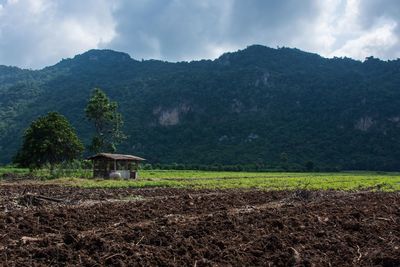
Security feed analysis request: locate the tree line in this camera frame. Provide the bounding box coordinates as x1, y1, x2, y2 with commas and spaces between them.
13, 88, 125, 170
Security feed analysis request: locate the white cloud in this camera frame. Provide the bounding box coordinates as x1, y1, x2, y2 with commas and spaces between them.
329, 19, 399, 60
0, 0, 116, 68
297, 0, 400, 60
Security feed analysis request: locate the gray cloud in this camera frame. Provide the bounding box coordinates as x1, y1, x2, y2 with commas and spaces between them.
358, 0, 400, 29
107, 0, 319, 61
107, 0, 234, 61
0, 0, 399, 69
227, 0, 319, 41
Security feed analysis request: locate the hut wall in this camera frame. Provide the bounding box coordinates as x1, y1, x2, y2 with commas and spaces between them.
90, 157, 141, 179
93, 159, 110, 178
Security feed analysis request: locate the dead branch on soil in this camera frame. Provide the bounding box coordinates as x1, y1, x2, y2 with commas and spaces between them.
289, 247, 301, 265
18, 193, 65, 206
102, 253, 124, 261
356, 245, 362, 261
135, 236, 145, 245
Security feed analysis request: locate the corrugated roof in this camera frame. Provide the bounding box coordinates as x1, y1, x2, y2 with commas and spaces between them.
87, 153, 145, 161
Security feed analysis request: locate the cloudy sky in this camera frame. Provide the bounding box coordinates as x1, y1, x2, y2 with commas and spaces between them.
0, 0, 399, 69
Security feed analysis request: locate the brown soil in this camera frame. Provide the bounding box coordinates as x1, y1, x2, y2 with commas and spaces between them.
0, 184, 399, 266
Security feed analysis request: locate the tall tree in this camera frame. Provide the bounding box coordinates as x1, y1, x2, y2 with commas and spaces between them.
85, 88, 126, 153
14, 112, 84, 169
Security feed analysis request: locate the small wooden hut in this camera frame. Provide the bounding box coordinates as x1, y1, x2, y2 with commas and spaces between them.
87, 153, 145, 179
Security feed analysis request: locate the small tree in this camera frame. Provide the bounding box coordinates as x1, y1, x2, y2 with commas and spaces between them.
85, 88, 126, 153
14, 112, 84, 169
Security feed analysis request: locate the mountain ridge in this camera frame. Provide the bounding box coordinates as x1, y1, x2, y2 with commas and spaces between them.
1, 45, 400, 170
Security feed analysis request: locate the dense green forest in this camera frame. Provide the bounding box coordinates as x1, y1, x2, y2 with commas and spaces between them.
1, 45, 399, 170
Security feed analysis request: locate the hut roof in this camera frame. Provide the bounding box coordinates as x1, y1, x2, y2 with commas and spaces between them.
87, 153, 145, 161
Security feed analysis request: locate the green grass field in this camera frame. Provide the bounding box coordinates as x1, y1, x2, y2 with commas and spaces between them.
1, 168, 400, 191
43, 170, 400, 191
0, 166, 29, 176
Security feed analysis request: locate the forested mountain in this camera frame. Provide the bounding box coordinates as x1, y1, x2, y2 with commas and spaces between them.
1, 45, 400, 170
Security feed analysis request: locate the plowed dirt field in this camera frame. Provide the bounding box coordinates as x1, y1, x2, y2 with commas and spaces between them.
0, 184, 399, 266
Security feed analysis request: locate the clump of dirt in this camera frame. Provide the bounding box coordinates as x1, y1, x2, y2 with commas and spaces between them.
0, 184, 399, 266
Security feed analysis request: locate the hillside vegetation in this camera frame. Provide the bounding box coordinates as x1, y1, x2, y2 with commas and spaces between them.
1, 45, 400, 170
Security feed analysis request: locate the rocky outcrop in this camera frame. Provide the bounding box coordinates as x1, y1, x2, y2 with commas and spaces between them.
355, 116, 374, 131
153, 104, 191, 126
